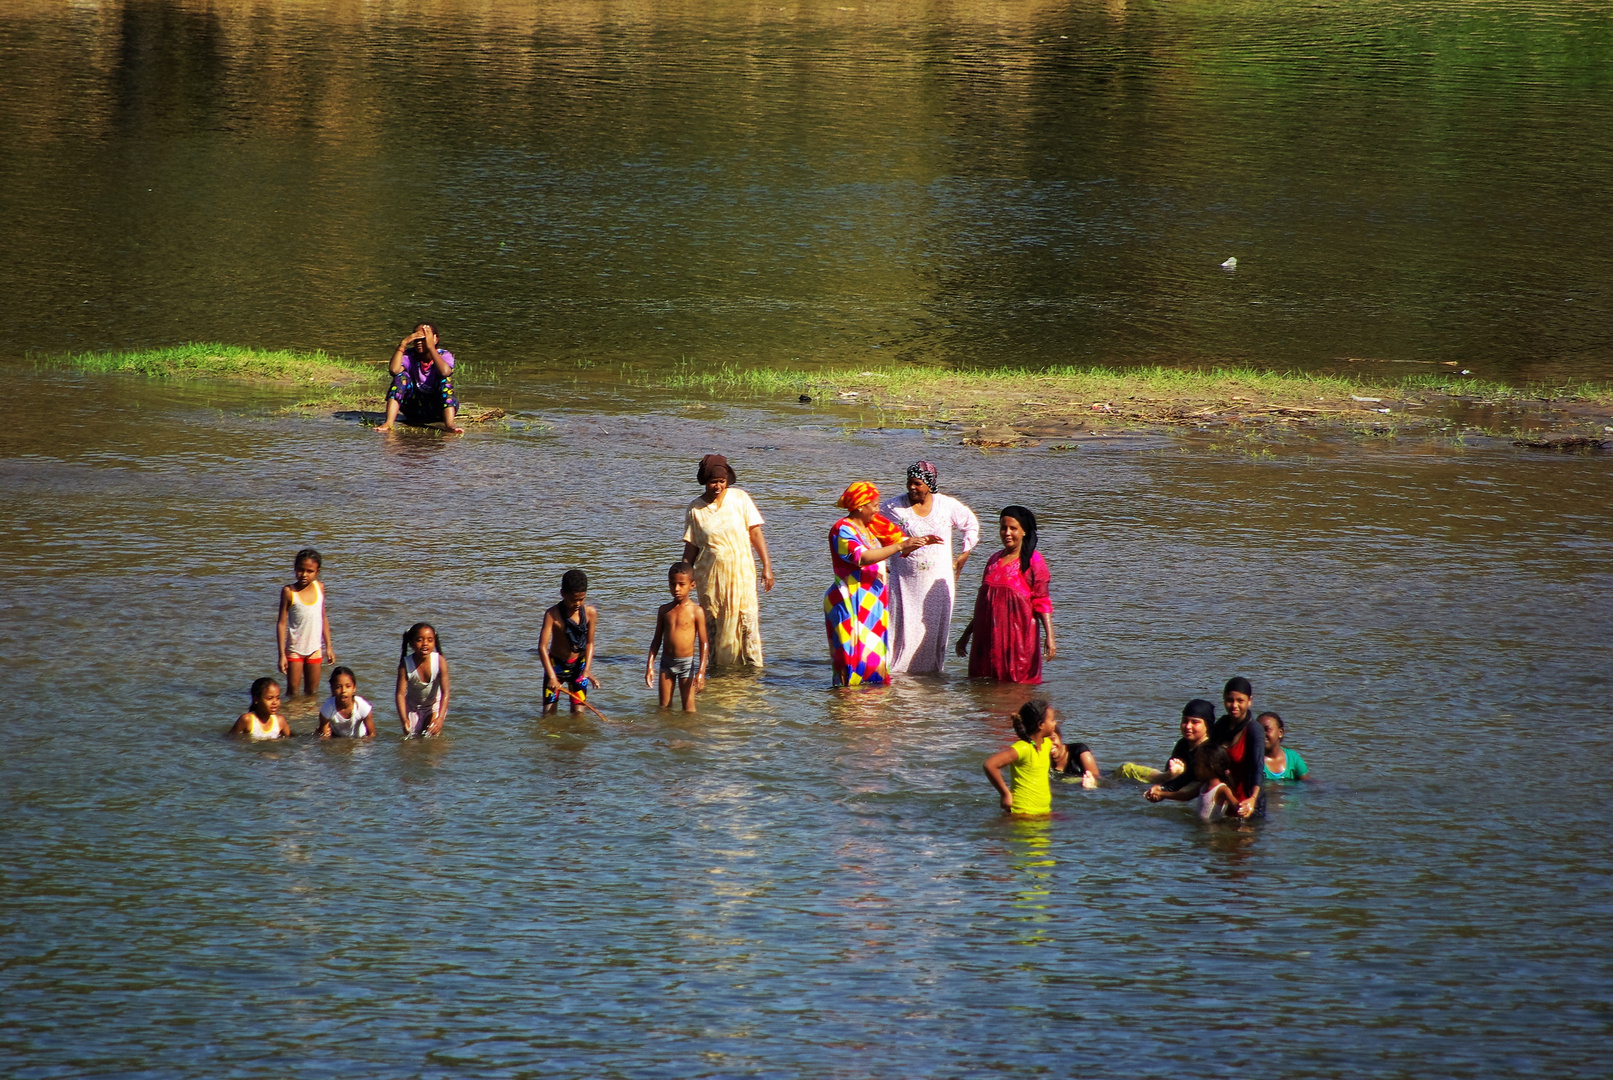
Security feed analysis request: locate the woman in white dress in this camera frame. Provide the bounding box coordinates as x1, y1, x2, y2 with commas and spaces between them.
682, 454, 775, 669
878, 461, 981, 674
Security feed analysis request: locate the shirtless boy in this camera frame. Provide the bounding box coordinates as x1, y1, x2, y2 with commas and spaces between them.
540, 568, 599, 714
645, 562, 708, 712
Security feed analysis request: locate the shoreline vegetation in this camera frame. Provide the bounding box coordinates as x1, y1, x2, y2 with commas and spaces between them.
41, 344, 1613, 447
667, 362, 1613, 448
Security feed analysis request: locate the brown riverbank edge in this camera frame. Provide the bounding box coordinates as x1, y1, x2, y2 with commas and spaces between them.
775, 372, 1613, 451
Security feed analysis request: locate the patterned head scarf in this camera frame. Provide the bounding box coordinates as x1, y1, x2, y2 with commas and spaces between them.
836, 482, 880, 511
837, 482, 906, 546
906, 461, 938, 493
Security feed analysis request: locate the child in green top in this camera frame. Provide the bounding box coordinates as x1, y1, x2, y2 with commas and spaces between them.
983, 700, 1068, 814
1260, 712, 1310, 782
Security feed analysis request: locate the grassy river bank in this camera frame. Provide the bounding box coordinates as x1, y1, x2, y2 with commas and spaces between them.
43, 345, 1613, 447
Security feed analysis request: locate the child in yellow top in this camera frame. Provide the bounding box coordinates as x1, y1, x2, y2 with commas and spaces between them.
983, 699, 1068, 814
228, 678, 291, 740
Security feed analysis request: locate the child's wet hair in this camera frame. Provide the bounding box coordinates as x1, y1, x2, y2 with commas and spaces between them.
250, 676, 278, 704
1223, 676, 1253, 699
669, 561, 694, 579
1193, 742, 1231, 781
1258, 711, 1284, 732
561, 568, 588, 594
328, 665, 357, 690
295, 548, 322, 569
1012, 699, 1053, 741
400, 622, 443, 664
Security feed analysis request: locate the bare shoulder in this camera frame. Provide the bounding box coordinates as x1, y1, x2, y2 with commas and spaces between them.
584, 603, 600, 622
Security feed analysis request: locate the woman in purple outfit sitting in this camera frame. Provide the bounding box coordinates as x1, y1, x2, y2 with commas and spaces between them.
377, 322, 463, 434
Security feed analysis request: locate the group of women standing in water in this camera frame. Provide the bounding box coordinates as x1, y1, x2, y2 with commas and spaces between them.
680, 454, 1053, 689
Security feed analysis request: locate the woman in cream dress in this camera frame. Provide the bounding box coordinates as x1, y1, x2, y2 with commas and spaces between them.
682, 454, 774, 669
878, 461, 980, 674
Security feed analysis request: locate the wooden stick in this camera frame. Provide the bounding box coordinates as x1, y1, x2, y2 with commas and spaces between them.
550, 684, 612, 723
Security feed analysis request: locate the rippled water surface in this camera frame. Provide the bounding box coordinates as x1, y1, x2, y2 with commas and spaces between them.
3, 0, 1613, 380
5, 0, 1613, 1074
3, 369, 1612, 1076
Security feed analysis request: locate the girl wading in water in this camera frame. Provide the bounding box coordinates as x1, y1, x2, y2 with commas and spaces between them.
878, 461, 980, 674
681, 455, 774, 670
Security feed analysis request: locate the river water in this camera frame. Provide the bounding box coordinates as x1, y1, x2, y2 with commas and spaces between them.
4, 0, 1613, 382
3, 369, 1612, 1077
4, 1, 1613, 1077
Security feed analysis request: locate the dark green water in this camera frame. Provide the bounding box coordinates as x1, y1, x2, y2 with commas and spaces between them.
3, 0, 1613, 380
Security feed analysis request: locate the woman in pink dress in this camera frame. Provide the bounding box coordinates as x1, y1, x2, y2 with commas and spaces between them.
956, 505, 1056, 684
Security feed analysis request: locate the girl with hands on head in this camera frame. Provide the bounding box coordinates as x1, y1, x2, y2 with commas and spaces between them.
377, 322, 463, 434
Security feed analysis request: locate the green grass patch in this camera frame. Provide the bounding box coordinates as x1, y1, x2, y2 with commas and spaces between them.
648, 360, 1613, 408
45, 343, 374, 384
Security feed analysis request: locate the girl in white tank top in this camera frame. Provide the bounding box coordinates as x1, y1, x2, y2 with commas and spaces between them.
277, 548, 335, 697
394, 622, 451, 736
229, 677, 290, 740
318, 667, 374, 738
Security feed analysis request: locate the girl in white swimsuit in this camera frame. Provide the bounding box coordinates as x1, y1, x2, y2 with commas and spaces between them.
394, 622, 451, 736
228, 677, 290, 740
276, 548, 335, 697
318, 666, 374, 738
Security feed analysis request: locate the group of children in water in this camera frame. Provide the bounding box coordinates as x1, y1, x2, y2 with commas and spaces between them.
984, 677, 1312, 820
232, 550, 713, 740
235, 548, 1310, 822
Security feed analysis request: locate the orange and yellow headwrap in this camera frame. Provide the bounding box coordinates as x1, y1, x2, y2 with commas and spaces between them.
836, 482, 880, 511
836, 482, 907, 546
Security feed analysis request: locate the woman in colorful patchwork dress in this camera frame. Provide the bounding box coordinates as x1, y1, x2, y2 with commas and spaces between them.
376, 322, 463, 434
956, 505, 1056, 684
682, 454, 774, 669
879, 461, 980, 675
824, 482, 940, 687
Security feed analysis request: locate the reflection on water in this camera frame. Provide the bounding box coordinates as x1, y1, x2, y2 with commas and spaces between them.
4, 0, 1613, 380
4, 370, 1611, 1074
1002, 816, 1058, 946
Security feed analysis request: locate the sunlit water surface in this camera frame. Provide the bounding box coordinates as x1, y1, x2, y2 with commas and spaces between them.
2, 370, 1611, 1076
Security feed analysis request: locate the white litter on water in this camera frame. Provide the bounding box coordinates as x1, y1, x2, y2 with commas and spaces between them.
1220, 256, 1237, 269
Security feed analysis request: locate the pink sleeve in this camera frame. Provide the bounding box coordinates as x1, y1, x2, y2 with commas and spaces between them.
1028, 552, 1052, 615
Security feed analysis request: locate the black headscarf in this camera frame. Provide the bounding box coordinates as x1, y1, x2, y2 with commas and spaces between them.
1182, 699, 1217, 723
999, 505, 1038, 573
